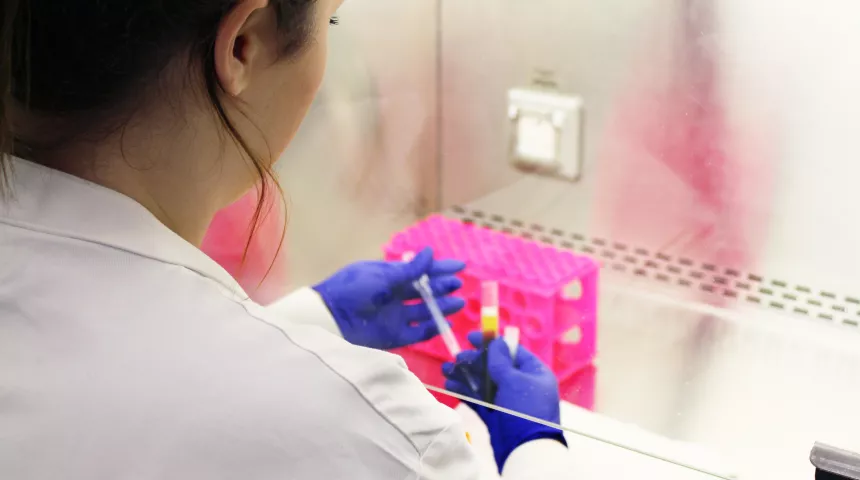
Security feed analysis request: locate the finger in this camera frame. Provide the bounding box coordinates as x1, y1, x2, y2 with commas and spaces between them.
397, 319, 442, 346
427, 259, 467, 276
487, 339, 515, 383
393, 247, 434, 283
465, 332, 546, 373
437, 295, 467, 316
454, 350, 482, 367
400, 276, 463, 301
442, 359, 478, 384
403, 297, 465, 323
445, 379, 479, 400
512, 345, 552, 375
466, 331, 486, 349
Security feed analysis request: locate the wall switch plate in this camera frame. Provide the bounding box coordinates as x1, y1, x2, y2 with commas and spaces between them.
508, 88, 584, 181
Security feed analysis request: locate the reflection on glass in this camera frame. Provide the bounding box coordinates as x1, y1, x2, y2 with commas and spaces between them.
407, 0, 860, 478
282, 0, 860, 477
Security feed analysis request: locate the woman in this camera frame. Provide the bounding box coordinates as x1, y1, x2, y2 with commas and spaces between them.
0, 0, 569, 478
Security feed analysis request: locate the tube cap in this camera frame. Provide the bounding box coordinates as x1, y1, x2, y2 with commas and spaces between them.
504, 326, 520, 360
481, 281, 499, 308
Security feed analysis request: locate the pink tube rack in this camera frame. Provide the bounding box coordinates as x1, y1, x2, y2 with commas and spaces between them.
384, 215, 599, 382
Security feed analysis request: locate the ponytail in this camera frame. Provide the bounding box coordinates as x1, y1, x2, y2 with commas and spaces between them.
0, 0, 23, 198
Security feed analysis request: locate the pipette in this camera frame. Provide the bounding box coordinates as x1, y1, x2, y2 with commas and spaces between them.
402, 252, 463, 356
402, 252, 478, 393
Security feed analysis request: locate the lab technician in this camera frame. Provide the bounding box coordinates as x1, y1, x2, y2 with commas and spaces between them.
0, 0, 570, 478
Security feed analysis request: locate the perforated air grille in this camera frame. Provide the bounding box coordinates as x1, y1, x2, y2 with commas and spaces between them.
448, 206, 860, 328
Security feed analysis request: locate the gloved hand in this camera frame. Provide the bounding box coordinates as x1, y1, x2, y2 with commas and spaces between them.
442, 331, 567, 473
312, 248, 466, 350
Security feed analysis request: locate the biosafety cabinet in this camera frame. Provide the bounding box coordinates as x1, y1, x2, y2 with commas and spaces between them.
274, 1, 860, 478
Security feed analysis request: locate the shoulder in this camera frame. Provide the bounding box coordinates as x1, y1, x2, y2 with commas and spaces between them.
141, 299, 480, 478
247, 301, 472, 456
3, 232, 478, 477
139, 273, 479, 477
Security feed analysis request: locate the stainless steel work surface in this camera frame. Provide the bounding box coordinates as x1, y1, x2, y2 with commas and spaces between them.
439, 205, 860, 479
592, 280, 860, 480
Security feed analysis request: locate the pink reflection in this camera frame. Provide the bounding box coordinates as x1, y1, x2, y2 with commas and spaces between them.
201, 183, 289, 305
594, 1, 774, 288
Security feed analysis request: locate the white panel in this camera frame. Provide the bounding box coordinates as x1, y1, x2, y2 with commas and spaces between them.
279, 0, 439, 287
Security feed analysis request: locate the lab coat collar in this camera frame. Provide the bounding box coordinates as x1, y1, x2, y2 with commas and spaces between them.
0, 157, 248, 298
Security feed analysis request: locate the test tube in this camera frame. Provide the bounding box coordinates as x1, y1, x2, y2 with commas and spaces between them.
481, 281, 500, 402
481, 281, 500, 336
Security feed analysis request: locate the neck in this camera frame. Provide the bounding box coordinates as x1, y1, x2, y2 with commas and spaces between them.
94, 159, 221, 247
30, 109, 248, 247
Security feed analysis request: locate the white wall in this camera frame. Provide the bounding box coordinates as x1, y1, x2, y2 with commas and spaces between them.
719, 0, 860, 292
278, 0, 439, 287
442, 0, 860, 293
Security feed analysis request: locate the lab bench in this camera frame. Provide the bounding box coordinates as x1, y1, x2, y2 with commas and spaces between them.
441, 200, 860, 480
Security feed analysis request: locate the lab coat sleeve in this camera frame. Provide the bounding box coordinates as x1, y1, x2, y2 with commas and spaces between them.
249, 303, 482, 479
420, 420, 482, 479
301, 329, 482, 480
158, 303, 483, 480
265, 287, 342, 337
502, 439, 573, 478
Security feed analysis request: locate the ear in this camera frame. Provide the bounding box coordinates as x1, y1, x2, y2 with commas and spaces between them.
214, 0, 270, 97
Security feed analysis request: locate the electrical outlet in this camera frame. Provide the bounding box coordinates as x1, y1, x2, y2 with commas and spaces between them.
508, 88, 584, 181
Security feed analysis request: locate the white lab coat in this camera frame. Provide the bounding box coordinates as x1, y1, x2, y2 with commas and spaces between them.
0, 157, 570, 479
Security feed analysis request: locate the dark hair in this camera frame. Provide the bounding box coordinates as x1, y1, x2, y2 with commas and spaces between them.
0, 0, 317, 276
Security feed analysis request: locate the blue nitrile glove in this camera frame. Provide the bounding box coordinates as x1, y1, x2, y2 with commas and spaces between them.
442, 331, 567, 473
312, 248, 466, 350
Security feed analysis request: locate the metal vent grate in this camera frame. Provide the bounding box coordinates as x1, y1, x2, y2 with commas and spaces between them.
447, 206, 860, 328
